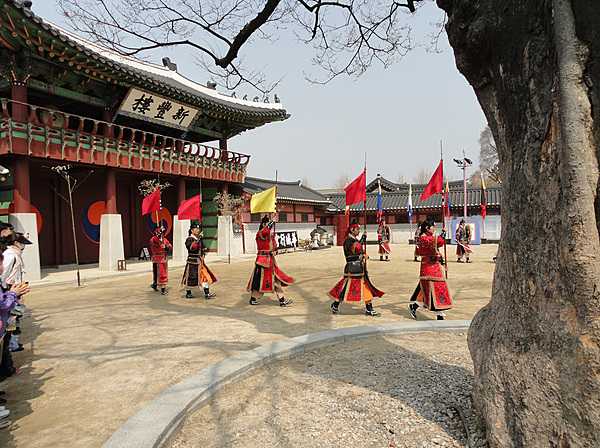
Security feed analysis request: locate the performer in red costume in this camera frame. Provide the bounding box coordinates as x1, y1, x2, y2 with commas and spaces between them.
409, 219, 453, 320
247, 214, 294, 306
329, 220, 384, 316
149, 226, 172, 295
377, 220, 391, 262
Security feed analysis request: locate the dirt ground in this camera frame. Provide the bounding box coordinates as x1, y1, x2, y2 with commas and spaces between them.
169, 332, 476, 448
0, 244, 496, 447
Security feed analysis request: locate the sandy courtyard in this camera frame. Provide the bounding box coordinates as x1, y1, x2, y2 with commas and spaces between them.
169, 332, 478, 448
0, 243, 496, 447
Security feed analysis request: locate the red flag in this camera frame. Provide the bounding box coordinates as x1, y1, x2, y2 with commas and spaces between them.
420, 160, 444, 201
344, 170, 366, 212
177, 195, 202, 220
141, 188, 161, 215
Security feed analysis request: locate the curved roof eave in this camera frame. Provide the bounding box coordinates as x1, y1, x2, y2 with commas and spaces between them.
9, 0, 288, 121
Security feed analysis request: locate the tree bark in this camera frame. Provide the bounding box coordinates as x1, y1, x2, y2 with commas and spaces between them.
437, 0, 600, 446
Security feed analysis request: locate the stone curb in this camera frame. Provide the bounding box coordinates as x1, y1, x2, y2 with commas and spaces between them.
102, 320, 471, 448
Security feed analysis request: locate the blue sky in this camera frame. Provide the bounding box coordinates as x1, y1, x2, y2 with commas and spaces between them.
36, 1, 486, 188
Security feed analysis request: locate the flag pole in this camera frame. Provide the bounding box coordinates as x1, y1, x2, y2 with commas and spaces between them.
199, 176, 203, 233
274, 170, 278, 238
363, 152, 367, 254
156, 174, 163, 244
441, 140, 448, 279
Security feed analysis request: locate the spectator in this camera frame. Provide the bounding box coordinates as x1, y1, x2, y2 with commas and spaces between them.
0, 223, 14, 253
1, 234, 31, 355
1, 233, 30, 289
0, 250, 29, 429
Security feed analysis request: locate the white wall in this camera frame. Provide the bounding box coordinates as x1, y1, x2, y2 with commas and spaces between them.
482, 215, 502, 241
217, 216, 244, 258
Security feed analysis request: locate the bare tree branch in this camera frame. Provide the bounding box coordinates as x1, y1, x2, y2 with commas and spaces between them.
59, 0, 433, 92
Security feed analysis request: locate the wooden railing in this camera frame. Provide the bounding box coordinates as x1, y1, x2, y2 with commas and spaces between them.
0, 98, 249, 182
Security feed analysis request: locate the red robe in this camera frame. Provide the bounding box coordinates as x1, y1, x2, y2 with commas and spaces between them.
411, 233, 453, 311
247, 226, 295, 293
150, 235, 172, 287
328, 235, 384, 302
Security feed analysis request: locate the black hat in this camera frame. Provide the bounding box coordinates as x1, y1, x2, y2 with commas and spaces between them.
15, 233, 32, 245
0, 222, 13, 230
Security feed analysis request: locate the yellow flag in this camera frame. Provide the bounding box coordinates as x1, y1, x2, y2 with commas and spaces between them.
250, 186, 277, 213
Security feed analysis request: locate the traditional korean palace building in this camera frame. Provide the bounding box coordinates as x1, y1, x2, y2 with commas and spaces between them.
0, 0, 288, 279
235, 175, 501, 251
322, 176, 502, 245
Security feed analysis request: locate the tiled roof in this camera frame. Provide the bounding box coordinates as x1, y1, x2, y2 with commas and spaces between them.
243, 178, 331, 205
366, 176, 464, 193
326, 186, 501, 212
5, 1, 288, 124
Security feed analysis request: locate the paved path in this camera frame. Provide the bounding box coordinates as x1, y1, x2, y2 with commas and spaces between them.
0, 244, 496, 447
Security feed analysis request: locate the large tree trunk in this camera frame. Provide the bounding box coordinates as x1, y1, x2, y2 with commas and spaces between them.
437, 0, 600, 446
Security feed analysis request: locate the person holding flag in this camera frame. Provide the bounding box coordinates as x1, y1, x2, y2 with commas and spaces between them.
329, 170, 384, 316
329, 219, 384, 316
149, 226, 172, 295
455, 219, 473, 263
247, 186, 295, 307
376, 177, 391, 261
377, 220, 391, 261
142, 187, 172, 295
176, 189, 218, 300
181, 222, 218, 299
409, 219, 453, 320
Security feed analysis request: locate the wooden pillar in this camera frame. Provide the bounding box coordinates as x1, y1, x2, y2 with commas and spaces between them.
178, 178, 186, 204
335, 214, 349, 246
11, 82, 27, 121
220, 182, 228, 195
13, 157, 30, 213
293, 204, 297, 223
102, 108, 113, 138
106, 168, 117, 214
219, 138, 228, 161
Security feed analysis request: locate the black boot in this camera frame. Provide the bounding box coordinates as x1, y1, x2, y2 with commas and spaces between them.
408, 302, 418, 320
185, 290, 194, 299
437, 315, 445, 320
279, 297, 293, 307
204, 287, 216, 299
150, 283, 158, 291
160, 287, 167, 295
380, 256, 383, 261
330, 301, 340, 314
365, 302, 379, 316
249, 297, 259, 305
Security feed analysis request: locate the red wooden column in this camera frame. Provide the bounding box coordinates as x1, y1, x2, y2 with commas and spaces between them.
178, 178, 186, 204
102, 109, 113, 138
11, 82, 27, 121
13, 157, 30, 213
334, 214, 349, 246
219, 138, 228, 161
106, 169, 117, 214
